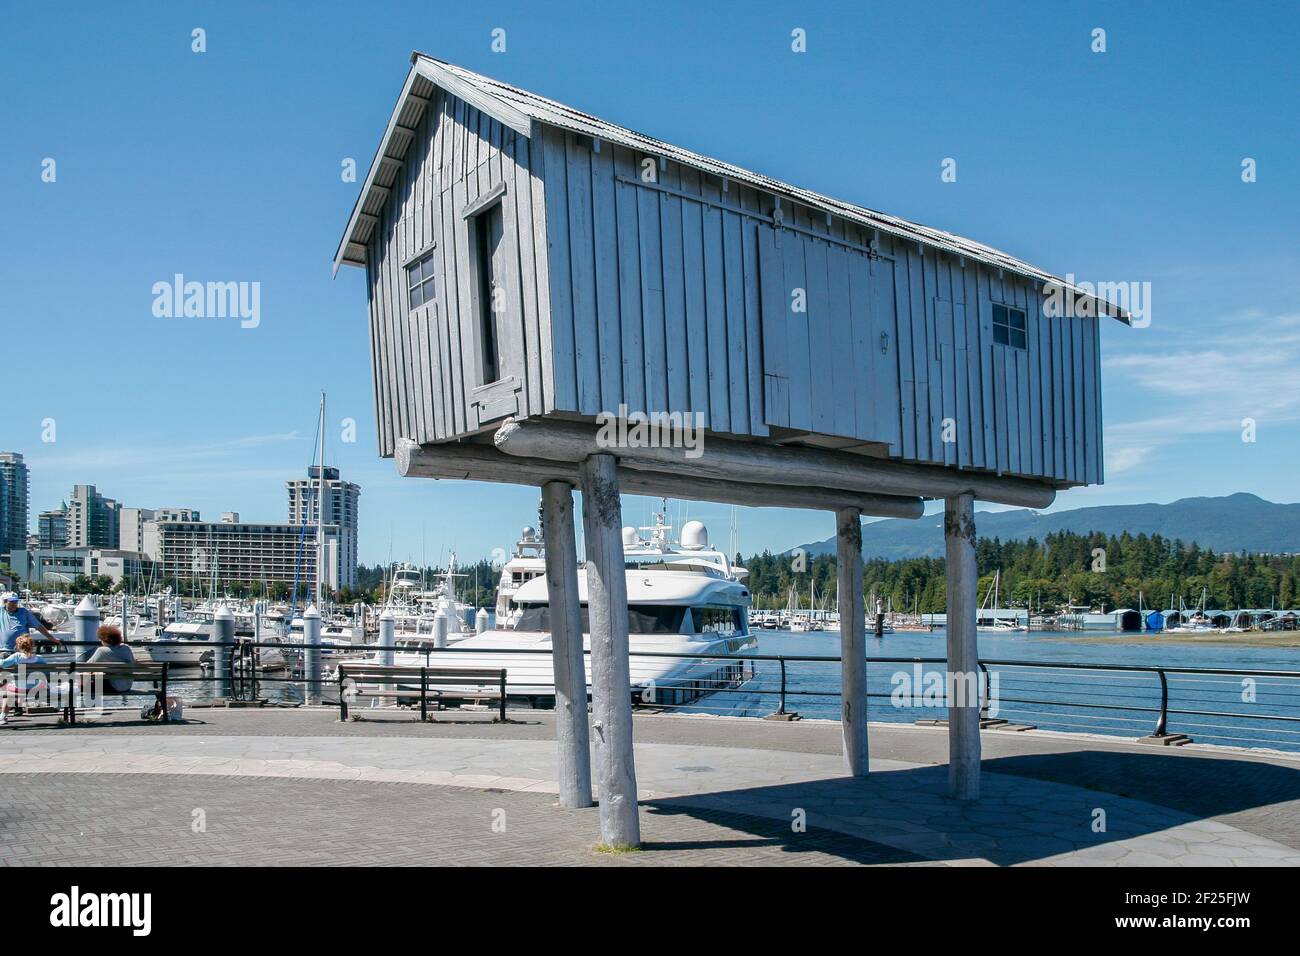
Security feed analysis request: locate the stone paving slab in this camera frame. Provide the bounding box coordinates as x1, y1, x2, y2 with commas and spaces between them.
3, 711, 1299, 866
0, 774, 930, 867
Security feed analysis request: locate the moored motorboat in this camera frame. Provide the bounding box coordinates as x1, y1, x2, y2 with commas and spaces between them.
351, 512, 754, 707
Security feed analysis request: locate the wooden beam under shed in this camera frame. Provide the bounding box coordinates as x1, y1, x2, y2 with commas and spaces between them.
492, 420, 1057, 510
395, 439, 925, 518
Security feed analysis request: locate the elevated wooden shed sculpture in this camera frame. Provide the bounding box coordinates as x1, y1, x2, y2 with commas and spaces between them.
336, 53, 1127, 847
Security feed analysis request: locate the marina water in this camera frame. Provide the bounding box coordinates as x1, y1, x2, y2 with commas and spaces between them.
143, 628, 1300, 753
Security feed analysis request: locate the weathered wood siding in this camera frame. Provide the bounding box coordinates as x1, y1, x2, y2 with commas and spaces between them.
366, 88, 552, 457
367, 109, 1103, 486
536, 127, 1102, 485
538, 127, 769, 437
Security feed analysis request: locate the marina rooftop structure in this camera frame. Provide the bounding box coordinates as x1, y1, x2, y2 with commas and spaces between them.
7, 546, 152, 586
120, 506, 200, 556
151, 518, 345, 593
336, 54, 1126, 847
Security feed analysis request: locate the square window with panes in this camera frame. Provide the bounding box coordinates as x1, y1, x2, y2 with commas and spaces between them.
406, 251, 436, 309
992, 303, 1027, 349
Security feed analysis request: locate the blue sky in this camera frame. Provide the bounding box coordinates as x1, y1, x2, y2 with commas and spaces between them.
3, 0, 1298, 564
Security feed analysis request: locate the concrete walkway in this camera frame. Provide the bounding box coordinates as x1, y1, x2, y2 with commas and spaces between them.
2, 708, 1299, 866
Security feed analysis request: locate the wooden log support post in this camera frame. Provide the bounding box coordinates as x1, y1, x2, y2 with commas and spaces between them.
542, 479, 594, 809
945, 493, 981, 800
837, 507, 868, 776
579, 454, 641, 847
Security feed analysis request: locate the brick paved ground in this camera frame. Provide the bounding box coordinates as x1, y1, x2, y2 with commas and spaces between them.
3, 707, 1300, 865
0, 773, 930, 866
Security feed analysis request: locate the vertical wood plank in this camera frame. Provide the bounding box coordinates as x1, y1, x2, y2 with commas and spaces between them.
565, 134, 601, 415
679, 167, 708, 425
782, 232, 811, 430
542, 128, 578, 411
637, 168, 668, 416
757, 224, 789, 429
802, 237, 834, 436
658, 162, 690, 415
702, 192, 730, 428
721, 210, 749, 434
590, 141, 623, 411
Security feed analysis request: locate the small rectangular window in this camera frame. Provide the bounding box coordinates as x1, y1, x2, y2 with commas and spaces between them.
406, 251, 435, 310
992, 303, 1028, 350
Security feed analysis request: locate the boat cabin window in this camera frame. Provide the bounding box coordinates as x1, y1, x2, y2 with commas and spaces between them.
513, 604, 686, 634
689, 606, 743, 636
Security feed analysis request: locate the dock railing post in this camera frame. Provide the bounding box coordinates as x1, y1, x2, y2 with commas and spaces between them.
778, 658, 788, 715
542, 479, 594, 809
213, 604, 235, 701
1154, 669, 1169, 737
378, 609, 395, 667
580, 453, 640, 848
836, 507, 868, 777
73, 595, 99, 663
944, 493, 981, 800
302, 604, 322, 705
433, 607, 449, 649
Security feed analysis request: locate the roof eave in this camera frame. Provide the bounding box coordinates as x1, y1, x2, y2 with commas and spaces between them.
332, 65, 423, 276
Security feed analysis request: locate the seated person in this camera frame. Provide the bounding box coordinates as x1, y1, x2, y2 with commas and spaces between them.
0, 635, 49, 724
88, 625, 136, 695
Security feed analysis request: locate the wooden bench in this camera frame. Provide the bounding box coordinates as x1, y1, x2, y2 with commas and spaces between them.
0, 661, 171, 725
337, 662, 507, 722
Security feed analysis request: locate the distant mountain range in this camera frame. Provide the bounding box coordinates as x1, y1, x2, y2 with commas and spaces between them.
795, 494, 1300, 560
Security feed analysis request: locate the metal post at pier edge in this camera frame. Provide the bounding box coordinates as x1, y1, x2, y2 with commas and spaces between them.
213, 604, 234, 700
541, 479, 594, 809
778, 658, 788, 715
302, 604, 322, 705
378, 608, 395, 667
978, 662, 991, 722
945, 494, 981, 800
73, 595, 99, 664
580, 453, 641, 847
836, 506, 867, 777
1154, 669, 1169, 737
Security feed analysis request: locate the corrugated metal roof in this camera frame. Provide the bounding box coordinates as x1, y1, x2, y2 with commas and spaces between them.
335, 54, 1129, 323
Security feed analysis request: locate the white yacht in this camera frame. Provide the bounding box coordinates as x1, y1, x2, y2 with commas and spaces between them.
363, 513, 755, 707
138, 621, 217, 666
494, 525, 546, 629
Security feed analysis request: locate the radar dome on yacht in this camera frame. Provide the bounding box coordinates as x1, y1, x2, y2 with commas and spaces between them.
621, 526, 639, 547
521, 526, 537, 539
680, 520, 709, 550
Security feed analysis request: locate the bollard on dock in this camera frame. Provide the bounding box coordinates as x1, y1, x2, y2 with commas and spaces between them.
302, 604, 322, 705
213, 604, 235, 699
378, 608, 395, 667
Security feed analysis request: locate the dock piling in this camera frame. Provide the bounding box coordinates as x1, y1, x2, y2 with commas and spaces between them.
213, 604, 235, 700
945, 494, 981, 800
836, 507, 868, 777
542, 479, 594, 809
378, 608, 395, 667
580, 454, 641, 847
302, 604, 322, 705
72, 595, 99, 664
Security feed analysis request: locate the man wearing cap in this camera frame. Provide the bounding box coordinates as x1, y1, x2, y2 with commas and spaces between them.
1, 594, 60, 653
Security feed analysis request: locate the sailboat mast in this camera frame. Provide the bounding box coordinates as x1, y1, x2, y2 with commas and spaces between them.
315, 392, 326, 610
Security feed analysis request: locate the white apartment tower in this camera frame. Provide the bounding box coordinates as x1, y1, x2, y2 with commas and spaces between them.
286, 466, 359, 589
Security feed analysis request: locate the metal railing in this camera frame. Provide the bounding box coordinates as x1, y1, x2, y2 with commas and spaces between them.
26, 640, 1300, 750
